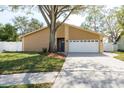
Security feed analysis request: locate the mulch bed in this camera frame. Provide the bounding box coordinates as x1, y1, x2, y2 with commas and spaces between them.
47, 53, 66, 60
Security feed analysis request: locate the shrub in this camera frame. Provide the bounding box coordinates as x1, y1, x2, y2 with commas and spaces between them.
42, 48, 47, 53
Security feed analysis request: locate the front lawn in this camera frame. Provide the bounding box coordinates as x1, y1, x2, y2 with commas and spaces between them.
0, 52, 65, 74
0, 83, 52, 88
114, 52, 124, 61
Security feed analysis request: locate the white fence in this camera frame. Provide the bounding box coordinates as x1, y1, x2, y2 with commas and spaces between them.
104, 43, 118, 52
0, 42, 22, 52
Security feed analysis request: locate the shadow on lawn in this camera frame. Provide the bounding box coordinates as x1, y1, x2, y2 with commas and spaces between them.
0, 54, 60, 75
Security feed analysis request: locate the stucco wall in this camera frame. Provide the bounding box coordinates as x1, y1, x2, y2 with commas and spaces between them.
118, 35, 124, 50
56, 25, 65, 38
23, 25, 65, 51
23, 28, 49, 51
68, 26, 100, 40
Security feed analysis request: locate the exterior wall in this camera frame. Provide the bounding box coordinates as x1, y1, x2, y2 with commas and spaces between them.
68, 26, 100, 40
64, 25, 69, 54
118, 35, 124, 50
56, 25, 65, 38
99, 36, 103, 53
23, 28, 50, 51
23, 25, 65, 51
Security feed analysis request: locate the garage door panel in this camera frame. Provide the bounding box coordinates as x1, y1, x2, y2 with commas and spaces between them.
68, 40, 99, 52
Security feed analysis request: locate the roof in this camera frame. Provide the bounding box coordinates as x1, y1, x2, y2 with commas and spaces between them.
20, 23, 103, 38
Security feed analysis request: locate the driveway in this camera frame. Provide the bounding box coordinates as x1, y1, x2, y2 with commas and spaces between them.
53, 53, 124, 88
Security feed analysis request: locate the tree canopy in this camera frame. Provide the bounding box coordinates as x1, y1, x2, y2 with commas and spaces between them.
0, 24, 18, 41
116, 6, 124, 30
13, 16, 43, 35
81, 5, 122, 43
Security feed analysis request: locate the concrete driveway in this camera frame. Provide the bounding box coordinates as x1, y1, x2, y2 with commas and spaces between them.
53, 53, 124, 88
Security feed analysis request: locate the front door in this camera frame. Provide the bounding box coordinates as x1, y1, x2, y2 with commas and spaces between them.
57, 38, 65, 52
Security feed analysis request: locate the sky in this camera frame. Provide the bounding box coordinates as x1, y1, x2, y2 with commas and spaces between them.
0, 5, 120, 27
0, 10, 84, 26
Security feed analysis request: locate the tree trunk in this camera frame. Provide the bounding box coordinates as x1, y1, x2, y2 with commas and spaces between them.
48, 6, 57, 53
48, 27, 57, 53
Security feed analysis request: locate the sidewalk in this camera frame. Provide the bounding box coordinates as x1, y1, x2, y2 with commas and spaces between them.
0, 72, 58, 85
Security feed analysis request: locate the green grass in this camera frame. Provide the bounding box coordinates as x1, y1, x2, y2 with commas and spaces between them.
0, 83, 52, 88
114, 52, 124, 61
0, 52, 64, 74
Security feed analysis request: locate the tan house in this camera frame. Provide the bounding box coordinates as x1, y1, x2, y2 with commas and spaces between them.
21, 23, 103, 54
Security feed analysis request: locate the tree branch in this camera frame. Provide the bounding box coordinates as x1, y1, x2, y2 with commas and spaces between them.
38, 5, 50, 27
56, 8, 75, 19
56, 7, 75, 30
57, 6, 69, 14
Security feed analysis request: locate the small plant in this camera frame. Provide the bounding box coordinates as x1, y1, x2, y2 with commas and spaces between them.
42, 48, 47, 53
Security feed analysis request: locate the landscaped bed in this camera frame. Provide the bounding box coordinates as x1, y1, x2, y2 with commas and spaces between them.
0, 52, 65, 74
0, 83, 52, 88
114, 52, 124, 61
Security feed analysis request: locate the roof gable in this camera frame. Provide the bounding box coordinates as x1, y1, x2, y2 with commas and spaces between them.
20, 23, 102, 38
64, 23, 102, 36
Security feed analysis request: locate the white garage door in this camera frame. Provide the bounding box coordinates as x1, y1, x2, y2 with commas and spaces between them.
68, 40, 99, 52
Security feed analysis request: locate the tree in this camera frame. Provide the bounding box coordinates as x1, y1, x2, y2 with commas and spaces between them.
116, 6, 124, 30
0, 24, 18, 41
13, 16, 43, 34
38, 5, 85, 52
28, 18, 43, 32
104, 8, 121, 43
13, 16, 28, 34
81, 5, 121, 43
81, 5, 105, 32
